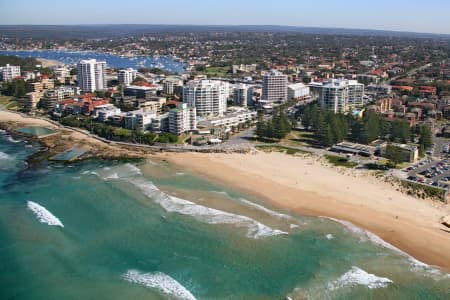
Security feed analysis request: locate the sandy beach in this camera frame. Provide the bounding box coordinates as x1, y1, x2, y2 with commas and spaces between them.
162, 151, 450, 272
2, 108, 450, 272
37, 58, 61, 68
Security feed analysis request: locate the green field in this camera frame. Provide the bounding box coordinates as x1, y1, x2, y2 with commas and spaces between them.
256, 144, 309, 155
206, 66, 230, 77
325, 155, 358, 168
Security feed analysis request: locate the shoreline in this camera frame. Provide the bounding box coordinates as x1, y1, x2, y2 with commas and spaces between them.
2, 109, 450, 272
0, 110, 146, 163
160, 152, 450, 272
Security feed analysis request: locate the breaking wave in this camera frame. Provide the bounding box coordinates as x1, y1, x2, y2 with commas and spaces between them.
128, 178, 287, 239
0, 151, 13, 161
122, 270, 196, 300
239, 198, 294, 221
325, 234, 334, 240
96, 163, 286, 239
323, 217, 447, 277
327, 266, 392, 290
27, 201, 64, 227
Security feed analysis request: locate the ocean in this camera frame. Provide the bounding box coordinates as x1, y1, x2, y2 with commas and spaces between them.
1, 130, 449, 299
0, 50, 186, 74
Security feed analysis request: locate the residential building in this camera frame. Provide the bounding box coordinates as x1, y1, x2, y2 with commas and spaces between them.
262, 70, 288, 103
163, 76, 184, 95
168, 103, 197, 135
232, 64, 257, 74
288, 83, 310, 100
232, 84, 253, 107
21, 92, 41, 110
183, 80, 229, 117
94, 104, 121, 122
124, 85, 158, 99
118, 68, 137, 86
151, 113, 169, 132
136, 96, 166, 114
77, 59, 107, 93
54, 66, 70, 82
124, 110, 156, 131
318, 79, 364, 113
0, 64, 20, 82
197, 107, 257, 129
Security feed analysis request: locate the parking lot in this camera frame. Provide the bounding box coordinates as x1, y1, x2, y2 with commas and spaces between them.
405, 158, 450, 189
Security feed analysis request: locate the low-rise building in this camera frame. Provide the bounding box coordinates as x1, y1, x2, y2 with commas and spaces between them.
124, 110, 156, 131
288, 83, 310, 100
95, 104, 122, 122
381, 143, 419, 163
136, 97, 166, 114
197, 107, 257, 129
124, 85, 158, 100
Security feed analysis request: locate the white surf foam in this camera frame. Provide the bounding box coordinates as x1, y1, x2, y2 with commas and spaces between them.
322, 217, 446, 277
175, 172, 185, 176
328, 266, 392, 290
127, 178, 287, 239
0, 151, 13, 161
27, 201, 64, 227
239, 198, 294, 221
0, 129, 6, 134
6, 136, 20, 143
122, 270, 196, 300
325, 234, 334, 240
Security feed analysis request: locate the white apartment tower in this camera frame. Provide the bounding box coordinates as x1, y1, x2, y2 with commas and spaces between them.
318, 79, 365, 113
0, 64, 21, 82
183, 80, 229, 117
77, 59, 107, 93
262, 70, 288, 103
233, 84, 253, 107
169, 103, 197, 135
118, 68, 137, 86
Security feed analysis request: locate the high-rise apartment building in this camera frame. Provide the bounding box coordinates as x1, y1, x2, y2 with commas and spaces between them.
163, 76, 184, 95
183, 80, 229, 117
77, 59, 107, 93
118, 68, 137, 86
318, 79, 364, 113
0, 64, 21, 82
262, 70, 288, 103
168, 103, 197, 135
232, 84, 253, 107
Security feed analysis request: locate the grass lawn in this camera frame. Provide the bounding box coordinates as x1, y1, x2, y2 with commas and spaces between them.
0, 95, 13, 106
256, 144, 309, 155
281, 130, 319, 147
325, 155, 358, 168
206, 66, 230, 77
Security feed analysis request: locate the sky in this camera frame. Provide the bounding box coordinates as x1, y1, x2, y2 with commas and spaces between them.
0, 0, 450, 34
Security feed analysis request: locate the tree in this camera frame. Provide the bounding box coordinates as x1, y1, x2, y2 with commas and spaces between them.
385, 144, 403, 167
256, 116, 266, 140
418, 125, 433, 149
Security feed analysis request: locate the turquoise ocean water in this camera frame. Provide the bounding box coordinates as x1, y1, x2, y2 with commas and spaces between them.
0, 130, 449, 299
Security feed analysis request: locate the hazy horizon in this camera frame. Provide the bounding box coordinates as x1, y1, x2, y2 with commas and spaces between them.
1, 0, 449, 35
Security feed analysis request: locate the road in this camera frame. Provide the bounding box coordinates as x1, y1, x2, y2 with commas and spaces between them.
390, 63, 433, 81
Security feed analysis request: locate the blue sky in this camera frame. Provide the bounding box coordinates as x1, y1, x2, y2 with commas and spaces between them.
1, 0, 449, 34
